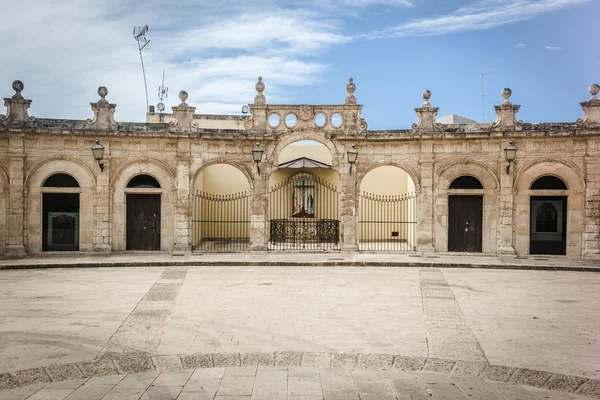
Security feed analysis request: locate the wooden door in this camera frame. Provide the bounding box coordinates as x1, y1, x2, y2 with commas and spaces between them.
448, 195, 483, 252
126, 194, 161, 250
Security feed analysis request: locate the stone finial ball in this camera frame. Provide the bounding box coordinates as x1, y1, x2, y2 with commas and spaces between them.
422, 90, 431, 101
12, 80, 24, 93
97, 86, 108, 98
179, 90, 188, 102
501, 88, 512, 100
590, 83, 600, 96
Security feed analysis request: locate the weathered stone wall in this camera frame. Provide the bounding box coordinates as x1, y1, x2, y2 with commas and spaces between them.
0, 80, 598, 258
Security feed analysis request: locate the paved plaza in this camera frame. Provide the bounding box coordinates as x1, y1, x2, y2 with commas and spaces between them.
0, 265, 599, 399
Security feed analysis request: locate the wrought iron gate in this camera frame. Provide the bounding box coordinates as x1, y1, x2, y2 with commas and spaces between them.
191, 191, 251, 252
358, 191, 417, 251
268, 173, 340, 250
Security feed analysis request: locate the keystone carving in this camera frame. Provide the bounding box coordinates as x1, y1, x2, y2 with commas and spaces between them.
298, 105, 314, 121
1, 80, 35, 123
85, 86, 117, 130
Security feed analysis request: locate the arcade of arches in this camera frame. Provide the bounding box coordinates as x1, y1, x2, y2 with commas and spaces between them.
1, 79, 599, 259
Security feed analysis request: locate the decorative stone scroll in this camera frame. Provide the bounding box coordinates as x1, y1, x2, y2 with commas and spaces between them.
412, 90, 441, 132
0, 80, 35, 123
85, 86, 117, 130
492, 88, 523, 129
577, 83, 600, 127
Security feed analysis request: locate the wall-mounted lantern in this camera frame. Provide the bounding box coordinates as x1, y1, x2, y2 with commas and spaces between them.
504, 141, 517, 175
347, 144, 358, 174
91, 139, 105, 172
252, 143, 264, 175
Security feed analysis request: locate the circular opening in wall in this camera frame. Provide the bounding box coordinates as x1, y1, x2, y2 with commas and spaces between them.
315, 113, 326, 128
268, 113, 280, 128
285, 113, 297, 128
331, 113, 343, 128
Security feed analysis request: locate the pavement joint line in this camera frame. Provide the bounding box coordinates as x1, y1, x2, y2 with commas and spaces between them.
1, 352, 598, 398
1, 260, 600, 272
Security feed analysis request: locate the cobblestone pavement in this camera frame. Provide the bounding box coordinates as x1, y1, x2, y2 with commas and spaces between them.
1, 266, 599, 399
0, 367, 598, 400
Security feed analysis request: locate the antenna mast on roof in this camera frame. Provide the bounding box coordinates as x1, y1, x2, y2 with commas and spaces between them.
133, 25, 151, 113
157, 70, 168, 113
482, 71, 495, 123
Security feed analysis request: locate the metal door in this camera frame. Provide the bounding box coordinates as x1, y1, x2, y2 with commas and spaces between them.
126, 194, 161, 250
448, 195, 483, 252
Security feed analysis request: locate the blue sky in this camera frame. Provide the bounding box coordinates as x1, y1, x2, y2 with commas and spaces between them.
0, 0, 597, 129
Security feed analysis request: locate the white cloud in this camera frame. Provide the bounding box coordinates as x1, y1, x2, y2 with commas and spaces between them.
544, 46, 562, 51
515, 43, 526, 48
364, 0, 592, 38
0, 0, 349, 121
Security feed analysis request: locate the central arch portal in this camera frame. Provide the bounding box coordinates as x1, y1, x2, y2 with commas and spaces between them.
268, 140, 341, 250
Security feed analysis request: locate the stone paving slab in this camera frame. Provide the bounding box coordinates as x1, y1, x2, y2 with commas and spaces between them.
1, 367, 598, 400
1, 252, 599, 272
1, 352, 598, 398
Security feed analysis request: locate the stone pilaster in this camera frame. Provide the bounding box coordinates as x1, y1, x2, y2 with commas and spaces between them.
339, 155, 358, 252
497, 152, 516, 256
417, 142, 435, 254
250, 162, 268, 252
6, 133, 26, 256
174, 141, 191, 254
583, 158, 600, 259
94, 151, 111, 252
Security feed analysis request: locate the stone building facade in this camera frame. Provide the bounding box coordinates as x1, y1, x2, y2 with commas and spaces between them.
1, 77, 599, 259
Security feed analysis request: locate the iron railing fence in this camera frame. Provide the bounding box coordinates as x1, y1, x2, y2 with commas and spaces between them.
191, 190, 251, 252
358, 191, 417, 252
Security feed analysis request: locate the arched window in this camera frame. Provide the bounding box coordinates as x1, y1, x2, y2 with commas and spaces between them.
449, 176, 483, 189
127, 175, 161, 188
531, 176, 567, 190
43, 173, 79, 188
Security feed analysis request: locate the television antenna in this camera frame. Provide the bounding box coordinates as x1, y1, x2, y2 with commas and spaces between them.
133, 25, 151, 113
481, 71, 495, 123
157, 70, 168, 113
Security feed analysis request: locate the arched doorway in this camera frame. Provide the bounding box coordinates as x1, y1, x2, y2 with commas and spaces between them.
126, 174, 161, 251
358, 165, 417, 251
268, 140, 340, 250
191, 163, 252, 252
42, 173, 80, 251
529, 175, 568, 255
447, 176, 484, 252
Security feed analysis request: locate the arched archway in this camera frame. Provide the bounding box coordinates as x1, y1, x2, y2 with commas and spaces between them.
26, 158, 96, 254
268, 140, 341, 250
514, 161, 584, 257
111, 160, 176, 251
191, 163, 252, 251
357, 165, 417, 251
435, 161, 499, 253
